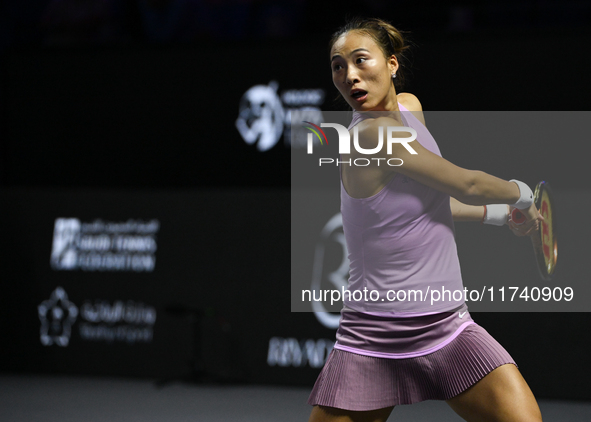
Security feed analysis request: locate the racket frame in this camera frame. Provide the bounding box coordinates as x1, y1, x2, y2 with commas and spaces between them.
532, 181, 558, 280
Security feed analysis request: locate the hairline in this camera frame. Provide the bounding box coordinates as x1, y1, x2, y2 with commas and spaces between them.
330, 29, 393, 62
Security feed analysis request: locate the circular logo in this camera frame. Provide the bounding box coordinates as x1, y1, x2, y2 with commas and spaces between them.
310, 213, 349, 329
236, 81, 285, 152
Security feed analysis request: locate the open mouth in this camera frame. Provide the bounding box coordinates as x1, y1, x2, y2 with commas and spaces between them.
351, 90, 367, 99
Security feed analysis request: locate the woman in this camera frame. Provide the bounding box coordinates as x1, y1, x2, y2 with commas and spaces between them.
307, 17, 544, 422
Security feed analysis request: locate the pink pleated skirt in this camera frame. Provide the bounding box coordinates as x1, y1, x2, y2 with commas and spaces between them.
308, 323, 516, 411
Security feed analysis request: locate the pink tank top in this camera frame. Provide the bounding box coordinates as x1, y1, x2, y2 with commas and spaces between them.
340, 103, 465, 314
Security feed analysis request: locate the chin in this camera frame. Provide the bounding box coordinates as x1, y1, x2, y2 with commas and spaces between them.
356, 103, 375, 111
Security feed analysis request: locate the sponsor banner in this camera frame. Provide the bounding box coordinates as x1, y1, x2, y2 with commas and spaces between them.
267, 337, 334, 368
0, 188, 302, 382
38, 287, 157, 346
236, 81, 325, 152
50, 218, 159, 272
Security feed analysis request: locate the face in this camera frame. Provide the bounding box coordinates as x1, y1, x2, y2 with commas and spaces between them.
330, 31, 398, 111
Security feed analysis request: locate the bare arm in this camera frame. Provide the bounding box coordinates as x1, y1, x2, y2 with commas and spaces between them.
450, 197, 487, 222
398, 95, 501, 223
357, 117, 521, 206
393, 94, 538, 228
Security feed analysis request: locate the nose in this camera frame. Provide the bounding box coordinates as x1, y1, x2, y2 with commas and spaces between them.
345, 67, 360, 85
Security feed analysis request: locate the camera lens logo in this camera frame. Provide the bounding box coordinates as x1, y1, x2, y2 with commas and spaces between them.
236, 81, 285, 152
302, 121, 328, 146
38, 287, 79, 347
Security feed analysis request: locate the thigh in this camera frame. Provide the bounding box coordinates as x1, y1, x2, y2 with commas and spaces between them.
446, 363, 542, 422
308, 405, 394, 422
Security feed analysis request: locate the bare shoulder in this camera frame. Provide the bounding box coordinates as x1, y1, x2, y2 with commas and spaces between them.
397, 92, 423, 111
357, 115, 402, 135
354, 115, 403, 150
397, 92, 426, 126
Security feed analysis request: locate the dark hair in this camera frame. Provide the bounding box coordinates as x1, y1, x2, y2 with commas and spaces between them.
329, 17, 411, 92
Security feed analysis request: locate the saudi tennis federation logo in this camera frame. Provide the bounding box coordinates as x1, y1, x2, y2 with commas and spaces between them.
50, 218, 81, 270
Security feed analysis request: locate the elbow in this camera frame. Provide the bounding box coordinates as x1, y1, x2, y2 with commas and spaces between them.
457, 170, 483, 205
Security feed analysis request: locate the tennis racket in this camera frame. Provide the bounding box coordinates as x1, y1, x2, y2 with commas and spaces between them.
510, 181, 558, 281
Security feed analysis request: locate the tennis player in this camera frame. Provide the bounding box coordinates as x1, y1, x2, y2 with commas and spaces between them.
307, 17, 544, 422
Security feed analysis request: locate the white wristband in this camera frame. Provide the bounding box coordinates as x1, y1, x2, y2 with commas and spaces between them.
483, 204, 509, 226
509, 179, 534, 210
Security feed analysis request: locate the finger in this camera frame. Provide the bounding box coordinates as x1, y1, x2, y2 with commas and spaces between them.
525, 224, 538, 236
509, 224, 526, 236
512, 228, 526, 237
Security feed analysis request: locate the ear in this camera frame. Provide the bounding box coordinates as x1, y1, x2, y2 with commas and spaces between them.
388, 54, 399, 75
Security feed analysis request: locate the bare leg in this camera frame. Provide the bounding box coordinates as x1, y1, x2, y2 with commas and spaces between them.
446, 363, 543, 422
308, 405, 394, 422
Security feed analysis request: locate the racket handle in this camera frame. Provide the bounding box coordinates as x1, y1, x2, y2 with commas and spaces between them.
511, 208, 526, 225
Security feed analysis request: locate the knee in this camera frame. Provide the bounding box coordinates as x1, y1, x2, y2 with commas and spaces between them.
522, 407, 543, 422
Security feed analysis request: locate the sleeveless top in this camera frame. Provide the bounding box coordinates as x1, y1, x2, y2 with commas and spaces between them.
340, 103, 465, 314
333, 103, 474, 359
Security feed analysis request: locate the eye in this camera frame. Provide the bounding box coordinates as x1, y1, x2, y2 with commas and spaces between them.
356, 57, 367, 64
332, 63, 343, 71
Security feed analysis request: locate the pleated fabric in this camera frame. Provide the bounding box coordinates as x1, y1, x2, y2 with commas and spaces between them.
308, 324, 516, 411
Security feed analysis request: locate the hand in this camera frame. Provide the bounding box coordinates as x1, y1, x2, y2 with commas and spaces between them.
508, 204, 544, 237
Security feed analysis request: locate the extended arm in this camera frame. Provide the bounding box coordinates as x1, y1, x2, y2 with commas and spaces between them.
356, 116, 541, 225
450, 197, 488, 222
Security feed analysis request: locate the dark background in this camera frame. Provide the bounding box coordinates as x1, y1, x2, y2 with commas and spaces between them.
1, 0, 590, 402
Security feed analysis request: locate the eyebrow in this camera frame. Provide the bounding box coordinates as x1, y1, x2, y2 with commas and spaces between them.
331, 48, 370, 62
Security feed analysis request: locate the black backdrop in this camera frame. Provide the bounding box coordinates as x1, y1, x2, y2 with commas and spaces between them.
1, 28, 591, 400
3, 30, 590, 188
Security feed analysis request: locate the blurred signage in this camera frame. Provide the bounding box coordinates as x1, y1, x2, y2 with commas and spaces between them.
38, 287, 157, 347
236, 81, 325, 151
50, 218, 159, 272
267, 337, 334, 368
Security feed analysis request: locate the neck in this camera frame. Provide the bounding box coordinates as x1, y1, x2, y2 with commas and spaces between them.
353, 88, 402, 123
373, 85, 399, 112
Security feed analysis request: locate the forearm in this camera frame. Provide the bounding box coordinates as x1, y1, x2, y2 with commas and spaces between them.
460, 171, 521, 206
449, 197, 486, 222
